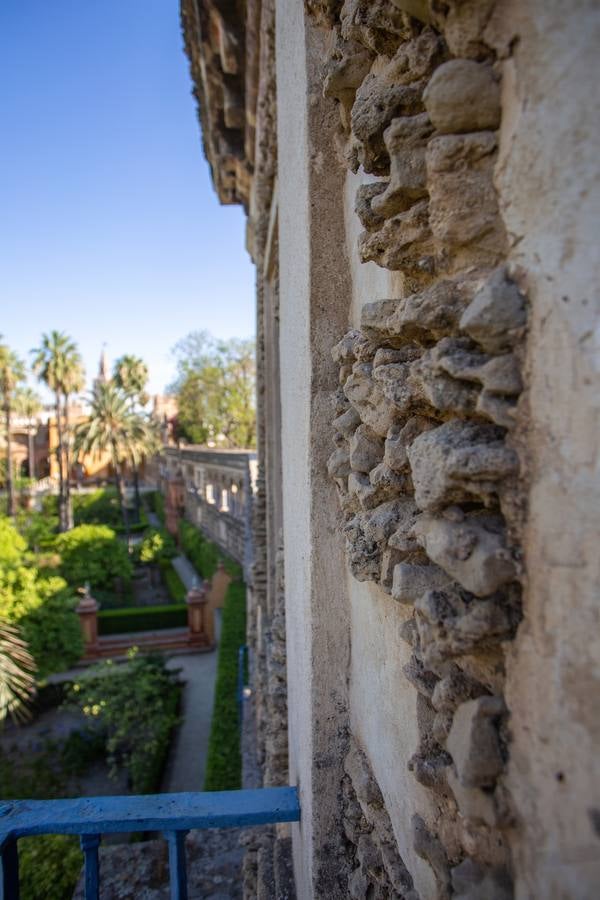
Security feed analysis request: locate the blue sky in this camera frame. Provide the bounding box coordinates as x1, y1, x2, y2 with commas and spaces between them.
0, 0, 255, 398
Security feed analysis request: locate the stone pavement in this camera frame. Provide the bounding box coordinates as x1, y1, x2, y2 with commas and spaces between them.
161, 609, 221, 794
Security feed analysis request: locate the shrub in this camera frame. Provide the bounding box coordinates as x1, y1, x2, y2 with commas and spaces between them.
204, 580, 246, 790
0, 516, 27, 566
135, 528, 176, 565
15, 509, 59, 551
54, 524, 132, 591
98, 604, 187, 635
0, 521, 82, 677
73, 488, 121, 527
67, 650, 181, 793
19, 835, 82, 900
159, 559, 187, 603
178, 519, 242, 581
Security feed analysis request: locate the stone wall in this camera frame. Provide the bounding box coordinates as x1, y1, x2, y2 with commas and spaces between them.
181, 0, 600, 897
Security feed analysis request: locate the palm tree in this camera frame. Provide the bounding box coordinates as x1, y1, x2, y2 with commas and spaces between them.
32, 331, 84, 531
74, 381, 139, 532
0, 621, 36, 724
15, 387, 43, 480
114, 355, 150, 519
0, 339, 26, 517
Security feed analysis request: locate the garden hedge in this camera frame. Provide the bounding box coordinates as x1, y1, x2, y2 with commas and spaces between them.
159, 559, 187, 603
203, 580, 246, 790
98, 604, 187, 635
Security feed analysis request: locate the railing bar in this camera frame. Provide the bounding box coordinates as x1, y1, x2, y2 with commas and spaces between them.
164, 830, 188, 900
0, 838, 19, 900
80, 834, 100, 900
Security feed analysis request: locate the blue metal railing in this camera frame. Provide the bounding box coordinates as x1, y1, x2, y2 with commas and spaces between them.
0, 786, 300, 900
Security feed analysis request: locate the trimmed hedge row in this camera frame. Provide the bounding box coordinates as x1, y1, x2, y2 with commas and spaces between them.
178, 519, 243, 582
98, 604, 187, 635
204, 580, 246, 791
159, 559, 187, 603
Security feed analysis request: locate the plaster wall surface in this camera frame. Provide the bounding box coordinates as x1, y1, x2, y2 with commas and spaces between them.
277, 5, 352, 898
489, 2, 600, 896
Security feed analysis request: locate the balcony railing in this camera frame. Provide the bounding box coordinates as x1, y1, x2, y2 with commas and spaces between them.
0, 786, 300, 900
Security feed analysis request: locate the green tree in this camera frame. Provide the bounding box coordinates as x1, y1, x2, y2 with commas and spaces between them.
15, 387, 43, 480
31, 331, 85, 531
54, 523, 132, 590
74, 381, 139, 532
113, 355, 153, 519
0, 516, 81, 677
0, 339, 26, 517
170, 331, 256, 447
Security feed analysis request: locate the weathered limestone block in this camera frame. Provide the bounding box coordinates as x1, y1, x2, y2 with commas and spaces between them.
446, 768, 499, 828
355, 182, 387, 231
415, 585, 515, 665
344, 513, 382, 581
451, 859, 512, 900
407, 420, 519, 512
370, 113, 434, 218
359, 198, 435, 272
460, 267, 527, 353
388, 279, 474, 342
344, 500, 411, 580
446, 695, 505, 788
426, 132, 505, 270
429, 0, 496, 60
333, 404, 362, 437
438, 347, 522, 396
332, 328, 376, 365
340, 0, 412, 56
423, 60, 500, 134
344, 362, 400, 436
389, 0, 432, 25
349, 423, 385, 472
403, 653, 439, 698
352, 76, 425, 174
413, 511, 517, 596
323, 28, 374, 127
327, 434, 351, 481
431, 668, 487, 715
384, 415, 435, 471
369, 460, 407, 499
372, 351, 424, 415
412, 814, 451, 900
392, 561, 449, 603
409, 346, 480, 415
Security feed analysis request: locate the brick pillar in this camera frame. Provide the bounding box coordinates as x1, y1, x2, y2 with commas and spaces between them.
76, 584, 99, 658
186, 584, 213, 647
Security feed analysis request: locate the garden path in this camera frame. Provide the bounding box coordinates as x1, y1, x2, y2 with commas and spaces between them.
172, 553, 202, 590
161, 611, 221, 793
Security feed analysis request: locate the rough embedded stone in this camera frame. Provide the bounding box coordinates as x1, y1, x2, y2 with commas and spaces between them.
385, 280, 473, 343
344, 362, 400, 436
409, 346, 480, 415
408, 420, 520, 512
460, 267, 527, 353
355, 181, 387, 231
359, 198, 435, 272
423, 60, 500, 134
332, 405, 362, 437
352, 77, 425, 174
451, 859, 513, 900
415, 585, 515, 665
349, 424, 385, 473
426, 132, 505, 270
446, 695, 506, 788
384, 416, 434, 471
430, 0, 496, 60
392, 562, 449, 604
412, 814, 451, 899
371, 114, 434, 217
446, 767, 499, 827
413, 513, 517, 596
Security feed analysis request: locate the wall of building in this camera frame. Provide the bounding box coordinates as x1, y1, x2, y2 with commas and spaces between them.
181, 1, 600, 897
